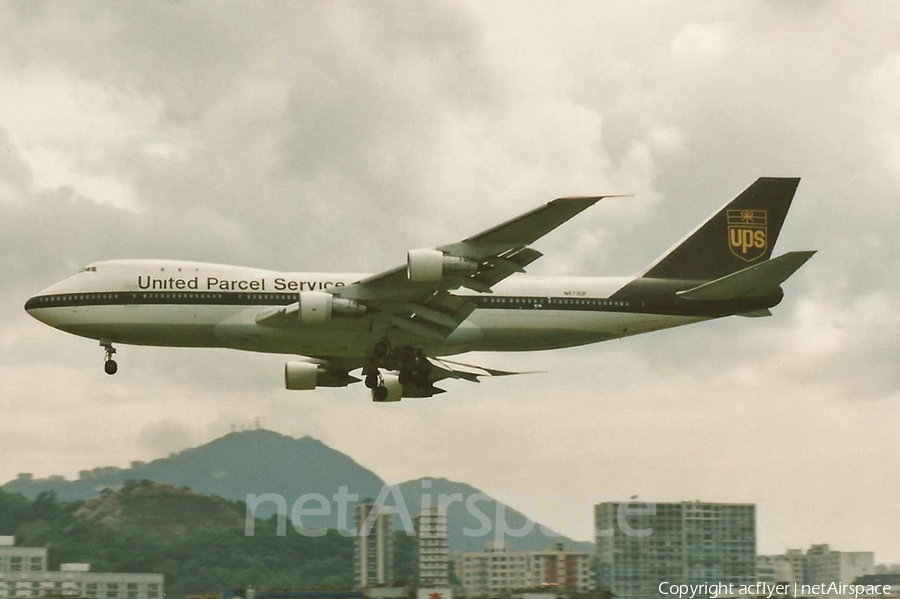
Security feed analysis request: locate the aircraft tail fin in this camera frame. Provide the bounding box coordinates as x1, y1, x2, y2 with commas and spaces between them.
641, 177, 801, 281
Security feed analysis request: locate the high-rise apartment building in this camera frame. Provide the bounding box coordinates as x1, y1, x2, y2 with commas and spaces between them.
355, 501, 394, 589
595, 501, 756, 599
414, 506, 449, 588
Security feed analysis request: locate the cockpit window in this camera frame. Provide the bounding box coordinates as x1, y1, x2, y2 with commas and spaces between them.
81, 266, 97, 273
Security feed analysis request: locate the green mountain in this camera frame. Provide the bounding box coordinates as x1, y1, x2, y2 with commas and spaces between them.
2, 429, 592, 553
3, 430, 386, 529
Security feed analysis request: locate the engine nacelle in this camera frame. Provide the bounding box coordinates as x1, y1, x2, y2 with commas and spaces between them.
407, 249, 478, 283
284, 361, 318, 390
372, 374, 403, 402
298, 291, 365, 323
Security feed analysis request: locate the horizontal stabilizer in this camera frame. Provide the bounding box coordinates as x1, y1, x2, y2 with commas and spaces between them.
677, 250, 816, 301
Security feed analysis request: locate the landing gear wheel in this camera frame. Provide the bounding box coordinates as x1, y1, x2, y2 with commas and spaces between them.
398, 370, 411, 385
373, 386, 388, 401
100, 340, 118, 376
365, 373, 379, 389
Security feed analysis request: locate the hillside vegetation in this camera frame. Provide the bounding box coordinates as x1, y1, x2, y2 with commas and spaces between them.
0, 482, 365, 598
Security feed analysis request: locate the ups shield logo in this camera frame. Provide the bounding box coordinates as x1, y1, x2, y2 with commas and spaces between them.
727, 209, 767, 262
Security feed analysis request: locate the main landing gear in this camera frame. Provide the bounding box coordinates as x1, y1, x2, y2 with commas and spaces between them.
364, 340, 433, 400
363, 368, 390, 401
100, 340, 117, 375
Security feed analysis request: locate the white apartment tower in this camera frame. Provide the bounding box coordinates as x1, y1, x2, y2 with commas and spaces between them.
355, 501, 394, 589
414, 506, 450, 588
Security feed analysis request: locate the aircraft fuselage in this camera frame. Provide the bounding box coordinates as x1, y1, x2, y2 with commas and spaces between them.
25, 259, 780, 359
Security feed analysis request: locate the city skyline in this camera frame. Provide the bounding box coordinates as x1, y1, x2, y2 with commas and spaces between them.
1, 428, 893, 565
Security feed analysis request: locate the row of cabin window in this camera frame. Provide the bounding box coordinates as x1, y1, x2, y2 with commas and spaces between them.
554, 298, 630, 307
42, 293, 299, 302
141, 293, 221, 299
43, 293, 631, 307
38, 294, 119, 303
482, 297, 630, 307
139, 293, 295, 301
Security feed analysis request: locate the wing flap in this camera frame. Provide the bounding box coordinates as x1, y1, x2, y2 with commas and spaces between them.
472, 247, 543, 288
369, 292, 477, 342
432, 357, 531, 378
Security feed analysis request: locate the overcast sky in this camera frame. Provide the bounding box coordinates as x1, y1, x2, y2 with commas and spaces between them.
2, 1, 899, 561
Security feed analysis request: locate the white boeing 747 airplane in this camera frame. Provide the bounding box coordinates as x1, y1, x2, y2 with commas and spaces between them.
26, 178, 814, 401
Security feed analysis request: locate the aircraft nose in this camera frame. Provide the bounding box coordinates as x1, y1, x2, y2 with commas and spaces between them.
24, 293, 48, 323
24, 285, 61, 326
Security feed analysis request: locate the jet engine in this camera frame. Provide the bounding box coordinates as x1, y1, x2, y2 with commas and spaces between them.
372, 374, 403, 402
284, 361, 318, 390
298, 291, 365, 323
407, 249, 478, 283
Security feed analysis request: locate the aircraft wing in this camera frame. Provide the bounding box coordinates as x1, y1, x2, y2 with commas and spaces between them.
331, 195, 617, 342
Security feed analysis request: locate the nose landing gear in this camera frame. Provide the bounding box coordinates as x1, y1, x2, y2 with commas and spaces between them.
100, 340, 117, 375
